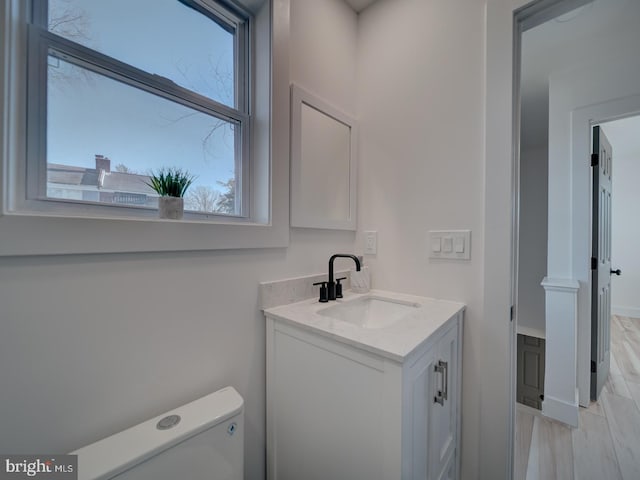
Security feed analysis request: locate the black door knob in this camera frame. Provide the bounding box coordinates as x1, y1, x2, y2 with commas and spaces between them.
610, 269, 622, 276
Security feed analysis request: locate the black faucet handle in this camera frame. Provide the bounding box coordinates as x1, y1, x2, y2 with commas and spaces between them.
335, 277, 347, 298
313, 281, 329, 303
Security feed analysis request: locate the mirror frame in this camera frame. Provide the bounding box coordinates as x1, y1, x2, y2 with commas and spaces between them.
290, 84, 357, 230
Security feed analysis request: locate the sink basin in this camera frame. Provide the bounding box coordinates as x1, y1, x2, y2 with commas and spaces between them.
318, 295, 420, 329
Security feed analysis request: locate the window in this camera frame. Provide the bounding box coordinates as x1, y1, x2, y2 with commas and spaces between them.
27, 0, 250, 218
1, 0, 289, 255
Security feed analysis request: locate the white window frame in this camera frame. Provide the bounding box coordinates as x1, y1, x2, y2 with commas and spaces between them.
0, 0, 291, 255
27, 0, 250, 219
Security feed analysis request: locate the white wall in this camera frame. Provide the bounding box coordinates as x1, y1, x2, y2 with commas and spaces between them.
356, 0, 485, 476
0, 2, 358, 479
517, 147, 548, 337
290, 0, 357, 115
610, 131, 640, 318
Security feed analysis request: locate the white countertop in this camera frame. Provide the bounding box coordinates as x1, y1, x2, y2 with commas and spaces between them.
264, 289, 465, 362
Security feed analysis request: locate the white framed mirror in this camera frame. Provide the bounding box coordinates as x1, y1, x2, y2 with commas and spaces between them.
290, 84, 357, 230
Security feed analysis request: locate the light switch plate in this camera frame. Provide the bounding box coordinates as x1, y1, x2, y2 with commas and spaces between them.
364, 231, 378, 255
428, 230, 471, 260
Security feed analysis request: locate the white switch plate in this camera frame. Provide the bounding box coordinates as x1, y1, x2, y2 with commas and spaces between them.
364, 231, 378, 255
428, 230, 471, 260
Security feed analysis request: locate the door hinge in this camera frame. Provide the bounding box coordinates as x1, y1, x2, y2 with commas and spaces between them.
591, 153, 599, 167
510, 305, 515, 321
591, 360, 597, 373
591, 257, 597, 270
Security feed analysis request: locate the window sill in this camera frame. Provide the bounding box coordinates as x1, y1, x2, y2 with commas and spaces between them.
9, 197, 264, 225
0, 210, 289, 256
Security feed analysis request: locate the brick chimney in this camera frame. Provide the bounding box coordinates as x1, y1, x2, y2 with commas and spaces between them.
95, 154, 111, 173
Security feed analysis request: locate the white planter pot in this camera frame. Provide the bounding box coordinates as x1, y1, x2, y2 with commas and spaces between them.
158, 196, 184, 220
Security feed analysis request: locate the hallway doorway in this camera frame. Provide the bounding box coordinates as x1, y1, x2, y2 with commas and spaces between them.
515, 0, 640, 474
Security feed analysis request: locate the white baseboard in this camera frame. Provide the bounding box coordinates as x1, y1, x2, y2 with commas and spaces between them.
612, 306, 640, 319
516, 402, 543, 417
516, 325, 545, 339
542, 393, 579, 428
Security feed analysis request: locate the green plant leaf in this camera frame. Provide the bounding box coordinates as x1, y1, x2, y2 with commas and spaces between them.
145, 167, 197, 197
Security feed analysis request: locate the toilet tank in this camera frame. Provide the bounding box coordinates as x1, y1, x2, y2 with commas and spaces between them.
71, 387, 243, 480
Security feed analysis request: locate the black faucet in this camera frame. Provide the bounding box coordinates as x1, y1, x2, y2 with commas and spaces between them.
327, 254, 361, 301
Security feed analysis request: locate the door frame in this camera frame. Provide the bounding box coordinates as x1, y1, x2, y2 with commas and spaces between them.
484, 0, 590, 476
486, 0, 638, 477
572, 98, 640, 404
512, 0, 640, 413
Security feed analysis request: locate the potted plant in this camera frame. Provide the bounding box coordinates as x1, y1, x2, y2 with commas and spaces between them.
146, 167, 196, 219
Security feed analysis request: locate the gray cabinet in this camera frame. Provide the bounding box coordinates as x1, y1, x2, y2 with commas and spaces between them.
516, 334, 545, 409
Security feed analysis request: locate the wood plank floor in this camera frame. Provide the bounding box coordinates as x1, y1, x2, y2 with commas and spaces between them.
515, 315, 640, 480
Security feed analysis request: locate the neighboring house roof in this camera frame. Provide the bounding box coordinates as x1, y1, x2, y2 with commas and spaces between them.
47, 161, 156, 195
101, 171, 155, 194
48, 163, 95, 186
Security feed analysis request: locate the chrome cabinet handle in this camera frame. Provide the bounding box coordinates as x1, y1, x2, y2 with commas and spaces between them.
434, 360, 448, 405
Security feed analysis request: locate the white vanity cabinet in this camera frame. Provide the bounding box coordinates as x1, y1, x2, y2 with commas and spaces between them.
412, 321, 460, 480
265, 292, 463, 480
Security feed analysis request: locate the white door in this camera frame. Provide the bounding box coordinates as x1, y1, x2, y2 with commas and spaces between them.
591, 125, 614, 401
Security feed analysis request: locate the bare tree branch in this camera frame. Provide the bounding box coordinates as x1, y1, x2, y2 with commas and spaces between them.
185, 185, 221, 212
47, 3, 92, 89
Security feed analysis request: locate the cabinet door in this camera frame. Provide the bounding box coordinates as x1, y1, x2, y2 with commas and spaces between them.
270, 325, 392, 480
429, 324, 458, 480
409, 348, 437, 480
